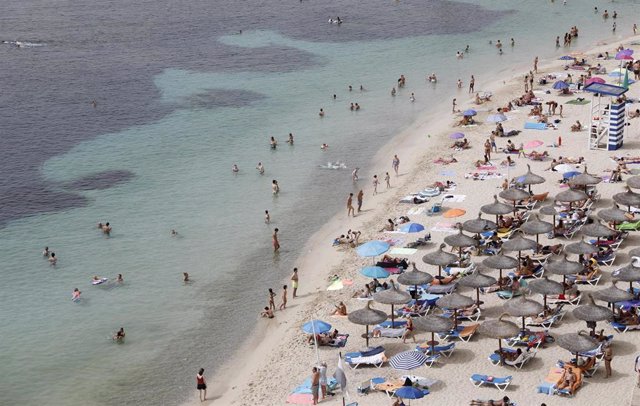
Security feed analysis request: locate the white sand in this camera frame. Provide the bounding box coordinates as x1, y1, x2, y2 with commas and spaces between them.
193, 35, 640, 406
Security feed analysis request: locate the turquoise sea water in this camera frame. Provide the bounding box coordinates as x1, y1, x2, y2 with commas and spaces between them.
1, 1, 638, 404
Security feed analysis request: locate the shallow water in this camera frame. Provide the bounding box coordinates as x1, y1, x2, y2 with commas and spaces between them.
1, 0, 637, 404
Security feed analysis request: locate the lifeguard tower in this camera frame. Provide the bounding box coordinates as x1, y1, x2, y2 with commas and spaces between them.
583, 82, 628, 151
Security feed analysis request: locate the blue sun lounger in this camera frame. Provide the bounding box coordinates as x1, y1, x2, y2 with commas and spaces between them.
470, 374, 513, 391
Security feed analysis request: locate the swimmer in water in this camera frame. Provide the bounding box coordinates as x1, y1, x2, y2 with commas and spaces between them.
116, 274, 124, 283
321, 143, 329, 150
72, 288, 81, 301
270, 136, 277, 149
319, 108, 325, 117
287, 133, 294, 145
256, 162, 265, 175
100, 222, 112, 235
352, 168, 359, 182
171, 229, 178, 237
49, 252, 57, 266
43, 246, 50, 258
265, 210, 270, 224
391, 87, 396, 96
91, 100, 97, 109
409, 93, 415, 102
232, 164, 239, 173
272, 180, 280, 195
183, 272, 190, 282
114, 327, 125, 342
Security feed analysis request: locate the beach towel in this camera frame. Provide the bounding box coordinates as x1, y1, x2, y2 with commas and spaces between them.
441, 194, 466, 203
327, 279, 344, 291
476, 165, 498, 170
326, 334, 349, 348
439, 170, 456, 177
565, 99, 590, 105
407, 207, 426, 216
431, 222, 457, 233
390, 247, 418, 256
524, 122, 547, 130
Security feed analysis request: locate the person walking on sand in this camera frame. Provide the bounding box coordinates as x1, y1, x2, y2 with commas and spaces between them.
273, 228, 280, 252
278, 285, 288, 310
484, 139, 492, 160
490, 133, 497, 153
385, 172, 391, 188
518, 143, 525, 158
604, 346, 613, 378
468, 75, 475, 93
196, 368, 207, 402
347, 193, 355, 217
452, 98, 457, 113
291, 268, 299, 298
373, 175, 379, 195
402, 318, 416, 343
319, 362, 328, 400
311, 367, 320, 405
268, 288, 276, 310
392, 154, 400, 176
357, 189, 364, 213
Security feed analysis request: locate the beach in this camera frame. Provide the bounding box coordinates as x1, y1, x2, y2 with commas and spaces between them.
202, 32, 640, 406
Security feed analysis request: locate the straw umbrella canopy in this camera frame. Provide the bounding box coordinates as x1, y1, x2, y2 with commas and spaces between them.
483, 254, 519, 280
540, 203, 561, 228
481, 195, 513, 223
521, 215, 554, 246
598, 203, 629, 225
627, 176, 640, 190
499, 188, 530, 214
436, 293, 474, 328
568, 166, 602, 188
592, 281, 633, 315
613, 187, 640, 211
414, 315, 454, 355
612, 262, 640, 294
502, 295, 544, 331
556, 189, 588, 208
348, 302, 387, 347
463, 213, 497, 234
565, 237, 598, 256
556, 331, 599, 361
545, 255, 582, 294
422, 243, 457, 278
444, 225, 478, 262
629, 247, 640, 259
515, 164, 546, 193
397, 263, 433, 296
459, 271, 497, 306
502, 233, 537, 267
581, 220, 615, 238
528, 276, 564, 308
573, 294, 613, 335
373, 284, 411, 327
479, 313, 520, 365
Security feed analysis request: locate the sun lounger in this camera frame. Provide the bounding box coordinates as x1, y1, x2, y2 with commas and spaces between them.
437, 323, 479, 342
322, 333, 349, 347
504, 331, 550, 350
470, 374, 513, 391
443, 307, 481, 322
425, 283, 457, 295
525, 312, 564, 329
400, 375, 438, 389
555, 366, 583, 397
547, 292, 582, 306
417, 342, 456, 357
617, 220, 640, 231
443, 264, 475, 277
370, 327, 406, 338
489, 349, 536, 369
536, 367, 565, 395
610, 321, 640, 333
345, 351, 387, 369
567, 270, 601, 286
372, 377, 431, 398
557, 359, 600, 378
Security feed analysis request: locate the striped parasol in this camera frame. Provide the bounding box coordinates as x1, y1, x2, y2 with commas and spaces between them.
389, 350, 429, 371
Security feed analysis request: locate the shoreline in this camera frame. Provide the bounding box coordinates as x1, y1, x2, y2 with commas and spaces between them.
197, 29, 640, 405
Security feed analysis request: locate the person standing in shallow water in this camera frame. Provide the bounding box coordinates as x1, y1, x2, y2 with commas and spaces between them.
392, 154, 400, 176
372, 175, 379, 195
357, 189, 364, 213
273, 228, 280, 252
347, 193, 355, 217
291, 268, 299, 298
196, 368, 207, 402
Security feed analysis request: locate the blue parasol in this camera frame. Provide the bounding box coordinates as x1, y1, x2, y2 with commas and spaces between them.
302, 319, 332, 334
395, 386, 426, 400
449, 132, 465, 139
399, 223, 425, 233
356, 240, 390, 257
463, 109, 477, 117
559, 55, 576, 60
361, 266, 390, 279
563, 171, 581, 179
553, 81, 569, 90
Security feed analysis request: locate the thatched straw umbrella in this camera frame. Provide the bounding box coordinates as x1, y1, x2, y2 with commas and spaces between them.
397, 263, 433, 299
540, 203, 561, 229
436, 293, 474, 328
581, 220, 615, 240
444, 225, 478, 262
373, 284, 411, 327
459, 271, 497, 306
481, 195, 513, 223
568, 166, 602, 189
528, 276, 564, 308
483, 254, 519, 280
463, 213, 497, 234
565, 237, 598, 256
627, 176, 640, 190
544, 255, 582, 294
348, 302, 387, 347
556, 189, 588, 209
592, 281, 633, 315
414, 314, 454, 356
422, 243, 457, 278
573, 293, 613, 335
502, 295, 544, 331
556, 330, 599, 362
499, 188, 530, 214
598, 203, 630, 225
629, 247, 640, 259
502, 234, 537, 268
479, 313, 520, 365
613, 187, 640, 211
521, 214, 554, 247
612, 262, 640, 296
515, 164, 546, 193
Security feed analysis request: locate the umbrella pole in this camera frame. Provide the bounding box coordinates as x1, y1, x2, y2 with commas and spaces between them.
562, 276, 566, 295
454, 308, 458, 328
499, 268, 503, 281
438, 266, 442, 278
521, 316, 526, 333
431, 331, 436, 355
459, 247, 463, 263
313, 322, 320, 365
391, 304, 395, 327
498, 339, 504, 366
476, 287, 481, 307
535, 234, 540, 252
543, 294, 547, 308
365, 325, 370, 348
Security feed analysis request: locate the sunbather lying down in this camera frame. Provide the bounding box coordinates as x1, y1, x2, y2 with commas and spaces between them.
431, 275, 456, 285
434, 156, 458, 165
470, 396, 512, 406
